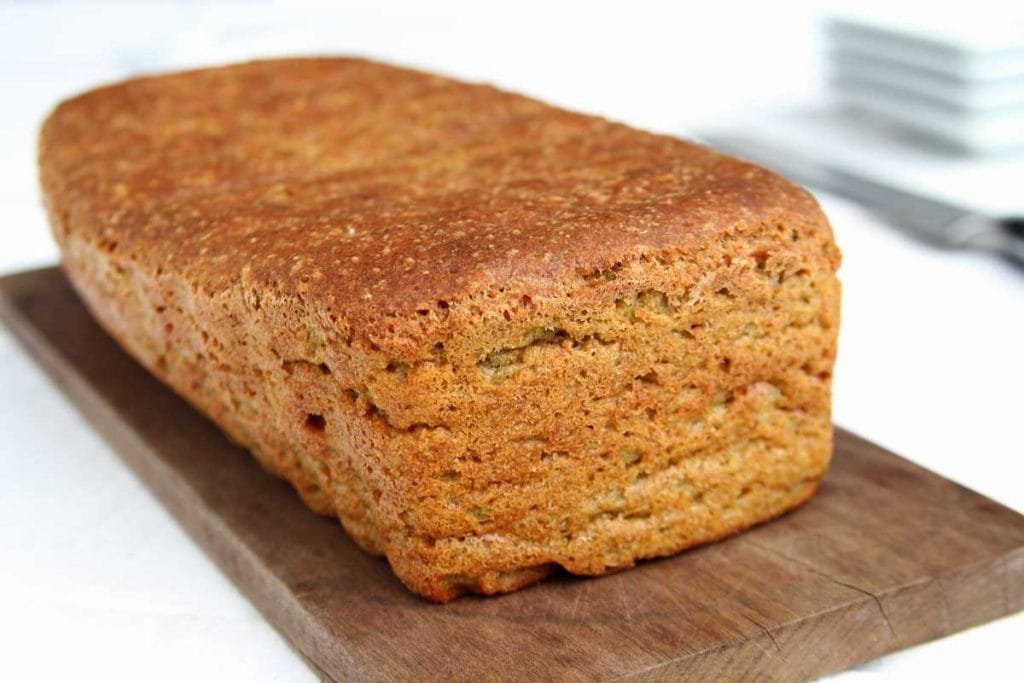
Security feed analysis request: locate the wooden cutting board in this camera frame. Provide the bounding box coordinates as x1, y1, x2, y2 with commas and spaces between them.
2, 266, 1023, 682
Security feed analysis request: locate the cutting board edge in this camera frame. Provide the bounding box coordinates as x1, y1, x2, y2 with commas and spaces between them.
3, 265, 1023, 682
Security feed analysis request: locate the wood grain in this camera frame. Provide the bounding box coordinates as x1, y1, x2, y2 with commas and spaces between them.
2, 266, 1022, 682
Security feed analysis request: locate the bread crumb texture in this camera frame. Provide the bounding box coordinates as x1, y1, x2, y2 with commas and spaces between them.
40, 58, 841, 601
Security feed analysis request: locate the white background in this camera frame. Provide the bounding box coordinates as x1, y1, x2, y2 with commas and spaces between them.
1, 1, 1021, 680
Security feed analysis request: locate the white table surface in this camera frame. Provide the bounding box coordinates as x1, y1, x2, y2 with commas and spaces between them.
1, 2, 1021, 681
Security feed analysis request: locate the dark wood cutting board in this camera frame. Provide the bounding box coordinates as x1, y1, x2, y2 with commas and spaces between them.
2, 266, 1022, 682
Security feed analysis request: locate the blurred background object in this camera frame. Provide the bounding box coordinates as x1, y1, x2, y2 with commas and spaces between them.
1, 2, 1021, 682
702, 6, 1024, 265
827, 10, 1024, 153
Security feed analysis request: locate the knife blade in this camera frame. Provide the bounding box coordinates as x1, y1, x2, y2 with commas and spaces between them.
701, 133, 1024, 264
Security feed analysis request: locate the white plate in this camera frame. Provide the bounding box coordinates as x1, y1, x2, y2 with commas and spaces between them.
830, 50, 1024, 110
827, 11, 1024, 81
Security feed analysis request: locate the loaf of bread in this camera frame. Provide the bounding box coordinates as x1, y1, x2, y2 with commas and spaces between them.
40, 58, 841, 602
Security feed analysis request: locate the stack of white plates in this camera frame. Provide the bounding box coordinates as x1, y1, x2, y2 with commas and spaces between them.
826, 11, 1024, 154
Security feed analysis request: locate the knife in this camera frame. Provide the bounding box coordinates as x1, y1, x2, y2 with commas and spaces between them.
701, 133, 1024, 264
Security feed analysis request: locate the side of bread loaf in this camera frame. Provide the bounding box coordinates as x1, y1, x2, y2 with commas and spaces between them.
40, 58, 840, 601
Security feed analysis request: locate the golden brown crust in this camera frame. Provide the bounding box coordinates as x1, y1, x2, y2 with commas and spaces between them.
39, 58, 834, 353
40, 57, 841, 602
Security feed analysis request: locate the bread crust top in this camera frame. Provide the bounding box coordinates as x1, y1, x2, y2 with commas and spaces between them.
40, 57, 836, 352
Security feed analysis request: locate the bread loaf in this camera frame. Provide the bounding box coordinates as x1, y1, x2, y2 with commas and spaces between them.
39, 58, 841, 601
